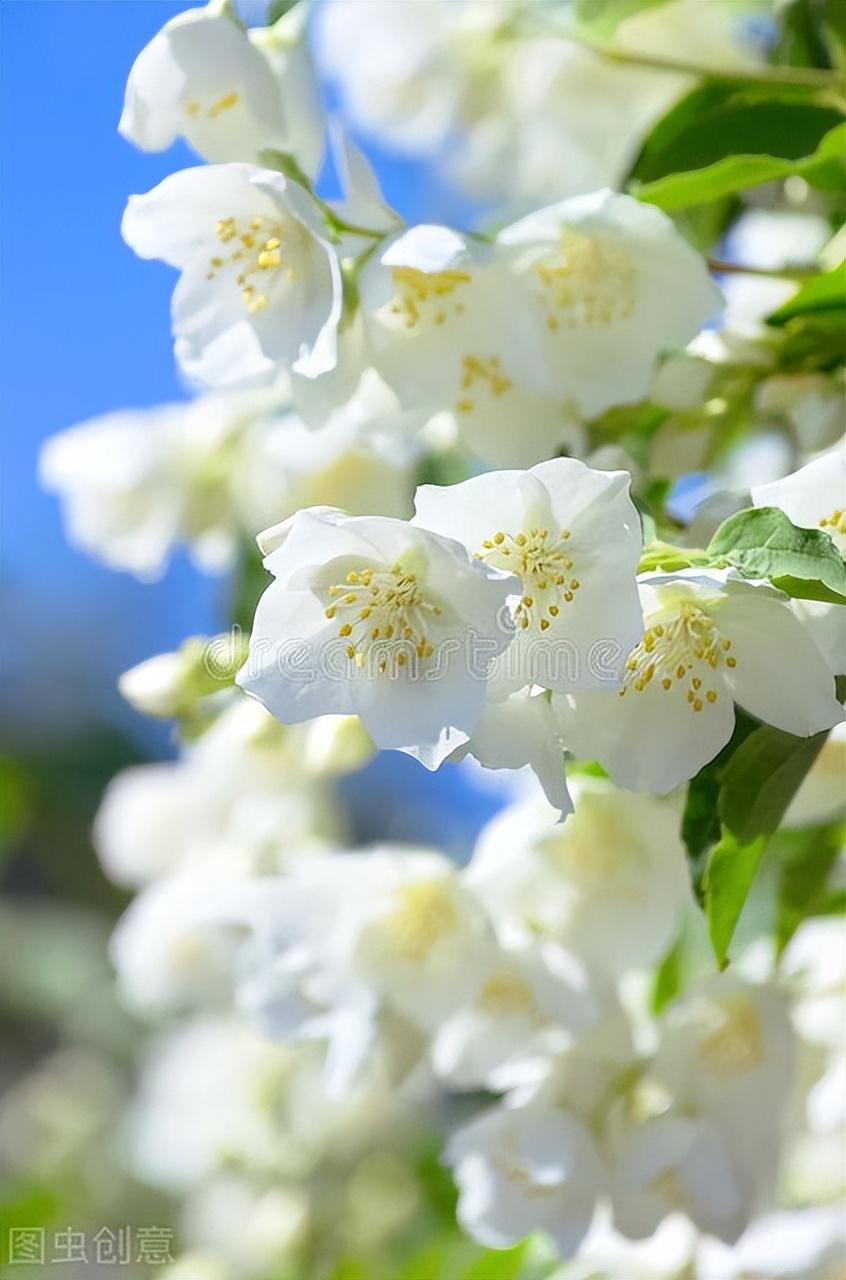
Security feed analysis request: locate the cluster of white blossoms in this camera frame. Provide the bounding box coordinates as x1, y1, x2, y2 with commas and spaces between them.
317, 0, 774, 210
38, 0, 846, 1275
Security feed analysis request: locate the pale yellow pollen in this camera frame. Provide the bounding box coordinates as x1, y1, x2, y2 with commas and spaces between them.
384, 880, 457, 963
698, 999, 764, 1077
619, 604, 735, 711
388, 266, 471, 330
533, 229, 637, 332
207, 90, 239, 118
475, 970, 540, 1019
206, 213, 294, 314
820, 508, 846, 537
478, 527, 579, 629
322, 562, 442, 675
453, 354, 512, 415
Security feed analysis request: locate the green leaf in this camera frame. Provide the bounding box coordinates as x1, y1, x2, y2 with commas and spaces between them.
682, 710, 759, 867
635, 119, 846, 210
651, 936, 682, 1013
631, 89, 844, 188
267, 0, 296, 24
767, 262, 846, 325
719, 724, 830, 843
461, 1242, 530, 1280
704, 830, 768, 969
770, 573, 846, 605
773, 823, 845, 957
707, 506, 846, 597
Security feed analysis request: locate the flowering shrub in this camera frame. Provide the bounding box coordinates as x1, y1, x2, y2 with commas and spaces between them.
40, 0, 845, 1276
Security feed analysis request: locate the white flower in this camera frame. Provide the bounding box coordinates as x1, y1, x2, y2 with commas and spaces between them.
40, 391, 276, 578
95, 699, 336, 887
448, 686, 572, 814
130, 1018, 297, 1192
696, 1205, 846, 1280
413, 458, 643, 696
496, 191, 721, 417
351, 854, 494, 1029
237, 508, 518, 768
467, 777, 691, 977
554, 570, 842, 794
752, 441, 846, 559
110, 875, 244, 1014
122, 163, 343, 388
357, 223, 530, 417
315, 0, 484, 156
653, 976, 796, 1197
356, 224, 604, 465
609, 1113, 750, 1243
431, 941, 595, 1091
232, 849, 492, 1086
119, 2, 323, 173
239, 371, 422, 528
446, 1104, 604, 1255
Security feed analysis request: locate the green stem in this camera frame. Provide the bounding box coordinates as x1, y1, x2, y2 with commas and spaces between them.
525, 15, 844, 92
707, 257, 819, 280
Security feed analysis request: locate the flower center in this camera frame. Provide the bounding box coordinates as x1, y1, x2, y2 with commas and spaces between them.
183, 90, 240, 120
619, 604, 736, 712
475, 970, 541, 1020
455, 354, 513, 415
819, 507, 846, 545
477, 528, 578, 631
388, 266, 471, 330
206, 213, 294, 314
697, 999, 764, 1078
533, 230, 637, 332
323, 563, 443, 674
383, 880, 458, 964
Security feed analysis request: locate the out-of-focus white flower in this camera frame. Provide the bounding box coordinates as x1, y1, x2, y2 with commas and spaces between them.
752, 441, 846, 558
555, 570, 842, 794
467, 777, 692, 977
446, 1103, 604, 1255
653, 976, 796, 1202
239, 370, 422, 526
414, 458, 643, 695
431, 941, 595, 1091
497, 192, 722, 418
130, 1018, 298, 1192
39, 390, 276, 578
316, 0, 497, 156
609, 1113, 749, 1243
238, 508, 518, 768
110, 875, 244, 1014
317, 0, 767, 208
122, 163, 342, 388
180, 1178, 310, 1278
448, 686, 571, 814
231, 849, 491, 1090
351, 854, 494, 1029
755, 375, 845, 455
695, 1204, 846, 1279
95, 698, 338, 886
119, 1, 322, 174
